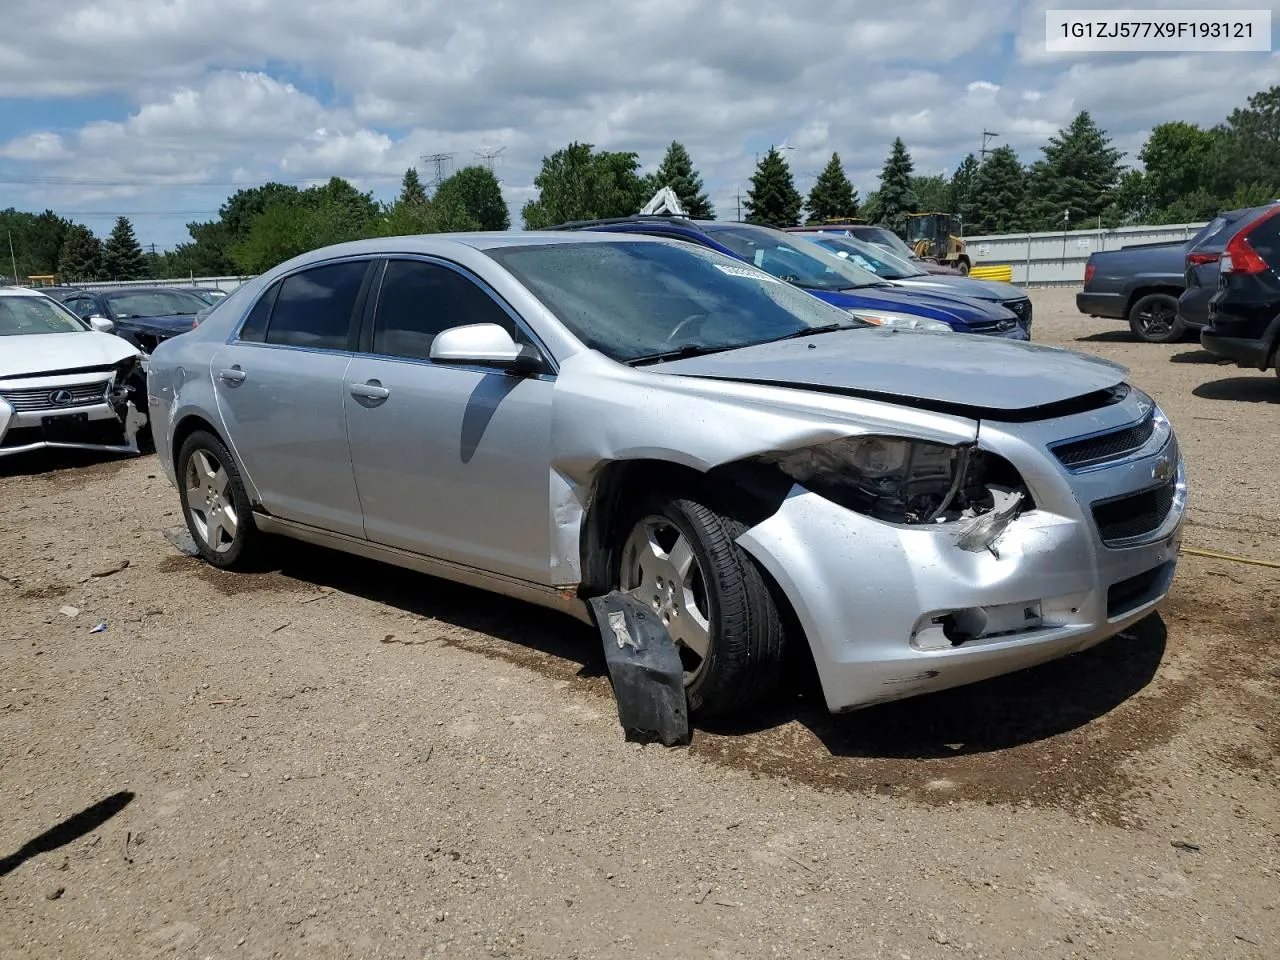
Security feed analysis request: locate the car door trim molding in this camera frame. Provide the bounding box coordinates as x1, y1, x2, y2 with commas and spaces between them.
252, 512, 590, 624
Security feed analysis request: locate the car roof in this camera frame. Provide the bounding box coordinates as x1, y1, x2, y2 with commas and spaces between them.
0, 286, 57, 298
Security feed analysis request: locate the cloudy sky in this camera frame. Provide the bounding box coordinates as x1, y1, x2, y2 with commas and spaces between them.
2, 0, 1278, 253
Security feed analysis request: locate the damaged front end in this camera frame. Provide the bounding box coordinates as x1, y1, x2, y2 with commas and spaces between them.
755, 434, 1032, 556
0, 355, 149, 458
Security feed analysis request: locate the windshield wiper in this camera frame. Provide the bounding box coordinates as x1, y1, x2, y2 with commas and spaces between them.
626, 343, 740, 366
763, 322, 846, 343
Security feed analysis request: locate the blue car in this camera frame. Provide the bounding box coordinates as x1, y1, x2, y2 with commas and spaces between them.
548, 217, 1028, 339
49, 286, 207, 354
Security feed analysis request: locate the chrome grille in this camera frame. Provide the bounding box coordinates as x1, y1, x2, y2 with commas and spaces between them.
1051, 413, 1157, 470
1091, 476, 1177, 545
1001, 298, 1032, 321
0, 380, 110, 413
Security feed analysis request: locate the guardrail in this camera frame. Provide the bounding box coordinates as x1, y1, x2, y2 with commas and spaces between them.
966, 222, 1208, 286
70, 276, 252, 293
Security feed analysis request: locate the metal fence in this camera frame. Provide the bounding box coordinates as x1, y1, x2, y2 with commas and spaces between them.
966, 222, 1208, 286
69, 276, 252, 293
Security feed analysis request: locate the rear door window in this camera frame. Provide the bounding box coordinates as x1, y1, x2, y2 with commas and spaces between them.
264, 260, 370, 350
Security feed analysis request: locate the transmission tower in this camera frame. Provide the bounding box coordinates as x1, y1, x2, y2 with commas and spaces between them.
421, 152, 455, 189
473, 147, 506, 175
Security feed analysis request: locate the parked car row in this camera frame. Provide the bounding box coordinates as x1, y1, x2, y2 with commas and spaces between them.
1076, 202, 1280, 379
135, 231, 1186, 722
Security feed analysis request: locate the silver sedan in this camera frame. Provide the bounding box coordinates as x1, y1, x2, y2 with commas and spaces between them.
146, 233, 1186, 719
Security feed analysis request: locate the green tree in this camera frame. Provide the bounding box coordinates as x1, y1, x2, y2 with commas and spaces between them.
178, 182, 303, 275
874, 138, 916, 226
804, 152, 859, 223
968, 146, 1027, 234
399, 167, 428, 207
743, 147, 802, 227
0, 208, 70, 281
102, 216, 147, 280
909, 174, 950, 214
521, 142, 649, 228
57, 223, 104, 282
228, 178, 379, 273
949, 154, 980, 223
1207, 86, 1280, 198
649, 141, 715, 218
1139, 122, 1219, 217
433, 166, 509, 230
1025, 111, 1124, 229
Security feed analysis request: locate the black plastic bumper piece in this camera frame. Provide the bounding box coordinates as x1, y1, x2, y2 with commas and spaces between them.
588, 591, 690, 747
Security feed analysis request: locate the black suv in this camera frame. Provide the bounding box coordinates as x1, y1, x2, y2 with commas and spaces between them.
1199, 204, 1280, 377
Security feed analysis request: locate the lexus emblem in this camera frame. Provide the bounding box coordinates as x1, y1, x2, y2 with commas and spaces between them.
1151, 457, 1174, 483
48, 389, 73, 406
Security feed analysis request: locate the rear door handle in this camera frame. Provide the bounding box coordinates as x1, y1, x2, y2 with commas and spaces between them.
218, 366, 246, 384
349, 380, 390, 401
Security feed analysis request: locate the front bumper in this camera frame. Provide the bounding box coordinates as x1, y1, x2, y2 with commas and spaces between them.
735, 398, 1186, 713
0, 381, 147, 459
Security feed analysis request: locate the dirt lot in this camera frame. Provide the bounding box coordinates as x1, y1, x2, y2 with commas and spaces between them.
1, 286, 1277, 960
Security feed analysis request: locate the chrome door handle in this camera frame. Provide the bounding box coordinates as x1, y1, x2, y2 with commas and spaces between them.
218, 366, 246, 384
349, 380, 390, 401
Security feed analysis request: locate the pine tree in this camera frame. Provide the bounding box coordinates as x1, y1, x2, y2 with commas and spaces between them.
949, 153, 980, 223
57, 224, 104, 283
968, 146, 1027, 234
1025, 111, 1124, 229
650, 141, 715, 218
805, 152, 859, 223
875, 138, 916, 226
102, 216, 147, 280
399, 168, 428, 206
743, 147, 802, 227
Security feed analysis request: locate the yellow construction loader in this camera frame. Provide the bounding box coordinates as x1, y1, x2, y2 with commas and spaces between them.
904, 213, 971, 275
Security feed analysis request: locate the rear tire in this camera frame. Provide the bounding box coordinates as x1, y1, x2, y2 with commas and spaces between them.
1128, 293, 1186, 343
615, 494, 788, 720
176, 430, 262, 570
956, 259, 970, 276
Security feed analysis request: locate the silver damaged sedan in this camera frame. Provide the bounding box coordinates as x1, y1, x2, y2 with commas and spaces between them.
146, 234, 1187, 719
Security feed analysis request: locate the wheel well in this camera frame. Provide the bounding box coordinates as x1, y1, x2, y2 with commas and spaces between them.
171, 414, 225, 469
576, 457, 793, 596
1125, 286, 1182, 315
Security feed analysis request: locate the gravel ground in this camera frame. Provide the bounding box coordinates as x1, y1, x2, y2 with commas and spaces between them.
1, 286, 1277, 960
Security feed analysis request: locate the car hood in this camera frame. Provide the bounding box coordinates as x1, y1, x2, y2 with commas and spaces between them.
891, 276, 1026, 301
656, 327, 1128, 417
820, 286, 1015, 322
117, 313, 199, 335
0, 331, 140, 379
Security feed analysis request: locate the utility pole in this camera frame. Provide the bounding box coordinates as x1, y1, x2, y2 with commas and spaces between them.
420, 152, 455, 190
980, 130, 1000, 161
7, 231, 17, 286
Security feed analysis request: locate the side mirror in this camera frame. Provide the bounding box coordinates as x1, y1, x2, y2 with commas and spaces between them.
87, 316, 115, 333
429, 323, 543, 374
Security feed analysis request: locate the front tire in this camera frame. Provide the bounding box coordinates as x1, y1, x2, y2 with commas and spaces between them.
1128, 293, 1186, 343
615, 495, 787, 719
176, 430, 262, 570
956, 258, 970, 276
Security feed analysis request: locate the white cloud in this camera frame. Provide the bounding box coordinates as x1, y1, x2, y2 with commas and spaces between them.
0, 0, 1276, 246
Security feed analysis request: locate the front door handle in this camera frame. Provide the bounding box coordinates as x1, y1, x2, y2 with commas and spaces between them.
349, 380, 390, 402
218, 366, 246, 384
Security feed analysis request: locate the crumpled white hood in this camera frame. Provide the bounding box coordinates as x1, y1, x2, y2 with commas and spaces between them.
0, 331, 140, 380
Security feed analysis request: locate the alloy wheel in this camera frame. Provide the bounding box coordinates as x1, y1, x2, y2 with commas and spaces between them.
184, 449, 239, 553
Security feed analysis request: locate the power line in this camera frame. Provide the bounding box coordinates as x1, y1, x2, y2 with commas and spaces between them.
473, 147, 505, 175
0, 173, 406, 187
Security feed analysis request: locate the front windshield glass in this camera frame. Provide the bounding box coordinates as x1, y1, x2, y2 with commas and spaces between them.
803, 235, 927, 279
0, 294, 87, 336
854, 227, 919, 261
705, 224, 883, 291
105, 289, 207, 318
485, 240, 865, 363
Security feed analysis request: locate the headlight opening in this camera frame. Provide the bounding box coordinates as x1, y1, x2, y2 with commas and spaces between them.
761, 435, 1031, 526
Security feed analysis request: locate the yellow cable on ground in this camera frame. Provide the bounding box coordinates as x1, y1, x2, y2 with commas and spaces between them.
1181, 546, 1280, 570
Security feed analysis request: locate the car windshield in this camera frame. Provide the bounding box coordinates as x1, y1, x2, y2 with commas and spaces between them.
486, 239, 866, 363
855, 227, 919, 261
704, 224, 883, 291
0, 295, 87, 336
105, 289, 207, 318
802, 235, 927, 279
